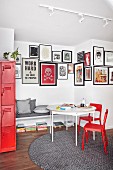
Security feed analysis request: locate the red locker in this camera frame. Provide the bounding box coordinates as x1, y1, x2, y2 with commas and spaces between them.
0, 61, 16, 153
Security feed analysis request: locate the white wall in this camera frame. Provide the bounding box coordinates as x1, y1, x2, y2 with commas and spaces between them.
0, 27, 14, 59
15, 41, 75, 105
74, 39, 113, 129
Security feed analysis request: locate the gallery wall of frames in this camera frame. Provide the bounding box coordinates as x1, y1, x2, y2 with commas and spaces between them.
15, 44, 113, 86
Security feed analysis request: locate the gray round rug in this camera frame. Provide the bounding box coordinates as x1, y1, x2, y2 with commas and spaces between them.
29, 130, 113, 170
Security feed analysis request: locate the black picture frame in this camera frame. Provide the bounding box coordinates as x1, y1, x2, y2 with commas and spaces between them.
57, 63, 68, 80
85, 67, 92, 81
93, 66, 108, 85
74, 62, 85, 86
39, 62, 57, 86
62, 50, 72, 63
22, 58, 39, 84
29, 45, 38, 58
77, 51, 85, 62
39, 44, 52, 62
108, 67, 113, 85
52, 51, 62, 63
93, 46, 104, 66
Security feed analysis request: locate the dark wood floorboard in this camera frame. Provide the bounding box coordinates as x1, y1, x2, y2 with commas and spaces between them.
0, 127, 113, 170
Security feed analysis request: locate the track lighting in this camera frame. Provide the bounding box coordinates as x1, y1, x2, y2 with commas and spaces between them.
48, 6, 54, 16
79, 13, 84, 23
39, 4, 113, 26
103, 19, 108, 27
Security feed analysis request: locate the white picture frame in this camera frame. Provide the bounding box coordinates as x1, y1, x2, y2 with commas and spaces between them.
104, 51, 113, 66
16, 64, 21, 79
58, 63, 68, 80
93, 46, 104, 66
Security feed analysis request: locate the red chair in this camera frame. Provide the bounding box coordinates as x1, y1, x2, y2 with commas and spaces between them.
78, 103, 102, 134
82, 109, 108, 154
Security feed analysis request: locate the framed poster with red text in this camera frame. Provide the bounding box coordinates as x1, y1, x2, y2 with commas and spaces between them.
40, 62, 57, 86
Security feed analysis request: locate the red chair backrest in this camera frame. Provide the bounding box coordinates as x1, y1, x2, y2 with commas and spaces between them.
90, 103, 102, 120
103, 109, 108, 129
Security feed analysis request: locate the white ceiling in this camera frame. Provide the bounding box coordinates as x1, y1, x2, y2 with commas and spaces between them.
0, 0, 113, 46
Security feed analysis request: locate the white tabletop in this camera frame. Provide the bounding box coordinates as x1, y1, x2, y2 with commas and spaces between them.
47, 105, 96, 116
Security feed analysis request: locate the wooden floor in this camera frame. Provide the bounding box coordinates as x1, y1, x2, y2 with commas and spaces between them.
0, 128, 113, 170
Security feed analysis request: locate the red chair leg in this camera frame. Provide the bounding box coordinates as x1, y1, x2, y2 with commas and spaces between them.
78, 118, 81, 135
102, 131, 108, 154
82, 131, 85, 150
85, 131, 89, 143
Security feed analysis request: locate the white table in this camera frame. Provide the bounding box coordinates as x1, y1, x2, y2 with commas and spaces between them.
47, 105, 96, 146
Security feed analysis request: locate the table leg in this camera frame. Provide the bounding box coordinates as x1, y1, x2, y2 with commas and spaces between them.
50, 111, 52, 134
66, 115, 68, 130
52, 112, 53, 142
93, 112, 95, 140
75, 115, 77, 146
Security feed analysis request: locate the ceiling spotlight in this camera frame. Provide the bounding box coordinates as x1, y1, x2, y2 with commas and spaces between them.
103, 19, 108, 27
78, 13, 84, 23
48, 6, 54, 16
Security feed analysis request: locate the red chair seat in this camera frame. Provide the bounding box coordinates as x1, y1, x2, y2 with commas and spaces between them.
84, 123, 103, 132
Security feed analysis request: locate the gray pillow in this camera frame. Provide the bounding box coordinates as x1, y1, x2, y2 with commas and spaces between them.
33, 105, 49, 113
17, 98, 31, 114
30, 99, 36, 112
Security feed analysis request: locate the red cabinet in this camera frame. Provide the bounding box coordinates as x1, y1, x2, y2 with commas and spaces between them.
0, 61, 16, 153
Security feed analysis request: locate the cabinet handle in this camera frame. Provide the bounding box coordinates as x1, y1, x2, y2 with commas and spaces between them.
4, 108, 11, 112
4, 87, 11, 90
4, 65, 11, 69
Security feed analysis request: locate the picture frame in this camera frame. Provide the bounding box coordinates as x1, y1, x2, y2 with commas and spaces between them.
29, 45, 38, 58
57, 63, 68, 80
77, 51, 85, 62
62, 50, 72, 63
108, 67, 113, 85
68, 63, 74, 74
85, 67, 92, 81
104, 51, 113, 66
22, 58, 39, 84
93, 46, 104, 65
74, 62, 85, 86
93, 66, 108, 85
52, 51, 62, 63
84, 52, 91, 66
16, 64, 21, 79
39, 44, 52, 62
16, 54, 21, 64
39, 62, 57, 86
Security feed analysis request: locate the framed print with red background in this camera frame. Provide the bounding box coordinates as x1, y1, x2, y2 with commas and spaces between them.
84, 52, 91, 66
40, 62, 57, 86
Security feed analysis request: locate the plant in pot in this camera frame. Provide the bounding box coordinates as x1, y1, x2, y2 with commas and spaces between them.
3, 48, 20, 61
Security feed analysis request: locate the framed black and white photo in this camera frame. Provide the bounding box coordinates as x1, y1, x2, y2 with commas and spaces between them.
62, 50, 72, 63
74, 62, 85, 86
16, 54, 21, 64
39, 44, 52, 62
93, 46, 104, 65
52, 51, 62, 63
58, 63, 68, 80
104, 51, 113, 66
93, 66, 108, 85
85, 67, 92, 81
16, 64, 21, 79
29, 45, 38, 58
77, 51, 85, 62
108, 67, 113, 85
22, 58, 38, 84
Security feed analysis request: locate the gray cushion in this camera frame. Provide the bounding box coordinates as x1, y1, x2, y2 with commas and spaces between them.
33, 105, 49, 113
17, 98, 31, 114
30, 99, 36, 112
